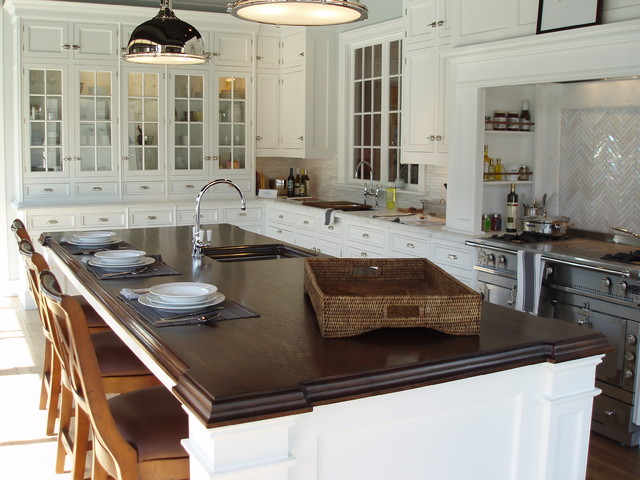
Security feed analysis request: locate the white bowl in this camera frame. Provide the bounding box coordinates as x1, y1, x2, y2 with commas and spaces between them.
93, 250, 147, 265
148, 282, 218, 304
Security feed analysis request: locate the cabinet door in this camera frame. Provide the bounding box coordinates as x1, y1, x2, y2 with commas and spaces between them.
72, 23, 119, 60
24, 65, 69, 177
403, 0, 438, 46
75, 67, 118, 178
255, 73, 280, 152
281, 30, 305, 70
122, 68, 165, 176
256, 34, 281, 71
212, 33, 253, 68
279, 70, 305, 151
170, 70, 209, 177
22, 20, 70, 59
215, 73, 251, 173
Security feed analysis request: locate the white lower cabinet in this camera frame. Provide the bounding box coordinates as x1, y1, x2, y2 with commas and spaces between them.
28, 212, 75, 232
388, 230, 430, 258
79, 210, 126, 229
177, 205, 218, 226
128, 208, 174, 228
266, 224, 294, 243
429, 233, 475, 286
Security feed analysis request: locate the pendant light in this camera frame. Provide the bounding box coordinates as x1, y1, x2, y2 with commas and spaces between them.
227, 0, 368, 26
124, 0, 208, 65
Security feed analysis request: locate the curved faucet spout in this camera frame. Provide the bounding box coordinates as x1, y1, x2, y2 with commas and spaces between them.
353, 160, 378, 208
193, 179, 246, 258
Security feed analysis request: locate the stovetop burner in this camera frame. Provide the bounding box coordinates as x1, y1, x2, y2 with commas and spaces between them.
602, 250, 640, 265
491, 233, 573, 244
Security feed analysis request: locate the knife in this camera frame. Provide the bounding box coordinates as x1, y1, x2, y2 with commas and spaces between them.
156, 311, 222, 326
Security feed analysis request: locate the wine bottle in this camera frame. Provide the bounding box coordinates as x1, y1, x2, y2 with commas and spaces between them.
287, 168, 295, 197
519, 100, 531, 131
294, 168, 301, 197
303, 169, 311, 197
506, 184, 518, 232
299, 169, 307, 197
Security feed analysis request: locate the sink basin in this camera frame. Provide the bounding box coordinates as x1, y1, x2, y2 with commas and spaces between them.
202, 244, 317, 262
301, 200, 373, 211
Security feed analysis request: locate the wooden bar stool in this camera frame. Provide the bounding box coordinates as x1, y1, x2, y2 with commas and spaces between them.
39, 270, 189, 480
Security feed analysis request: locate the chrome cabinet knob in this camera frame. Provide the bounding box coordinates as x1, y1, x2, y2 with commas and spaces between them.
618, 281, 629, 295
627, 334, 637, 346
601, 277, 612, 291
623, 369, 634, 380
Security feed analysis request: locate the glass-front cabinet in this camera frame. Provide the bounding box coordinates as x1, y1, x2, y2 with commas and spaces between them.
170, 70, 207, 176
122, 68, 164, 176
216, 73, 249, 172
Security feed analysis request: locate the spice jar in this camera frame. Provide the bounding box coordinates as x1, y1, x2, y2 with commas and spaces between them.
492, 213, 502, 231
506, 111, 520, 131
484, 116, 493, 130
493, 111, 506, 130
482, 214, 491, 232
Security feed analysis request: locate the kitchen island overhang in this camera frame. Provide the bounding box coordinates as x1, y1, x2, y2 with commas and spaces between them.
40, 224, 609, 479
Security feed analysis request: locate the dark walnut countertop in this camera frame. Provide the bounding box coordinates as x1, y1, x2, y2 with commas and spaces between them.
40, 224, 609, 428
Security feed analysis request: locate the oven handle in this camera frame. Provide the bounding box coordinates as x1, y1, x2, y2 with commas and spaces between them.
540, 255, 631, 278
465, 240, 519, 255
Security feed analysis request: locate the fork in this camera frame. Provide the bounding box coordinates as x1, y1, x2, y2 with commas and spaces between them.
100, 265, 149, 279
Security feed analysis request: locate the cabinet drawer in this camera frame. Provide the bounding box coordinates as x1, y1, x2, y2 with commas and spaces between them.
294, 232, 316, 250
123, 181, 166, 195
437, 264, 473, 288
389, 232, 430, 257
80, 212, 126, 229
177, 208, 218, 226
128, 209, 174, 227
345, 222, 387, 247
318, 220, 342, 238
29, 213, 75, 231
223, 206, 262, 223
75, 182, 119, 197
431, 241, 473, 268
169, 180, 207, 195
343, 244, 387, 259
295, 213, 318, 232
25, 183, 71, 198
266, 225, 294, 243
267, 207, 295, 226
317, 237, 341, 257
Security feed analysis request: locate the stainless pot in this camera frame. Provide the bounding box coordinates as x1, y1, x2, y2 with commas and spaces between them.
522, 215, 571, 237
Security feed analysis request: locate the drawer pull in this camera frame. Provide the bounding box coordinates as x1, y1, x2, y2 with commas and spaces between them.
92, 186, 103, 191
147, 215, 157, 220
360, 252, 368, 257
328, 225, 334, 231
406, 243, 415, 249
277, 229, 283, 234
237, 212, 247, 217
47, 219, 59, 224
604, 409, 616, 417
185, 184, 195, 189
447, 253, 458, 260
278, 214, 284, 219
139, 185, 150, 190
98, 217, 109, 222
362, 233, 369, 239
303, 220, 309, 225
43, 188, 54, 192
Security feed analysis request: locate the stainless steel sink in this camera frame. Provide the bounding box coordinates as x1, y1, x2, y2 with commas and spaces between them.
202, 244, 317, 262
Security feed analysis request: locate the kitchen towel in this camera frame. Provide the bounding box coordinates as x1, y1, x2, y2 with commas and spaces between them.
324, 208, 337, 226
83, 254, 181, 280
515, 250, 536, 313
118, 294, 259, 327
532, 253, 546, 315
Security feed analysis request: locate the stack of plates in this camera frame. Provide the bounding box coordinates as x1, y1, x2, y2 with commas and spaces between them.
68, 231, 121, 247
88, 250, 154, 271
138, 282, 224, 311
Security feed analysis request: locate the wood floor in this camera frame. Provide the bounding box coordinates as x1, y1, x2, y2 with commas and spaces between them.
587, 432, 640, 480
2, 296, 640, 479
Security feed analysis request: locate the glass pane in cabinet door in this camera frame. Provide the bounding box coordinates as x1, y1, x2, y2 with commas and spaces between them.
96, 148, 111, 171
233, 78, 246, 99
190, 147, 203, 170
29, 70, 45, 95
144, 148, 158, 170
219, 147, 231, 169
175, 75, 189, 98
232, 147, 245, 169
96, 98, 111, 121
46, 147, 63, 172
80, 148, 96, 171
96, 123, 110, 146
191, 76, 203, 98
175, 148, 188, 169
96, 71, 111, 95
219, 124, 231, 145
127, 72, 159, 172
128, 147, 142, 170
30, 148, 45, 171
46, 71, 62, 95
30, 122, 45, 146
144, 98, 158, 122
80, 97, 95, 121
47, 123, 62, 145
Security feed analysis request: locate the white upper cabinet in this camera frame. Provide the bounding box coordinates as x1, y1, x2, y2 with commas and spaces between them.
209, 32, 253, 68
256, 33, 281, 71
404, 0, 451, 47
22, 20, 119, 60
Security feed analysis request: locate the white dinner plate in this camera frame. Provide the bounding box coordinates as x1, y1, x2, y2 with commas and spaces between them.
148, 282, 218, 304
94, 249, 147, 265
88, 256, 155, 270
71, 231, 118, 242
67, 237, 122, 247
138, 292, 225, 311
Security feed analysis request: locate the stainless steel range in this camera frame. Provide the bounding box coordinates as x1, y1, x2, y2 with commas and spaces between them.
467, 231, 640, 446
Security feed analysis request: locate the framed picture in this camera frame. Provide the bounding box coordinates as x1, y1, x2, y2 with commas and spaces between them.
536, 0, 604, 34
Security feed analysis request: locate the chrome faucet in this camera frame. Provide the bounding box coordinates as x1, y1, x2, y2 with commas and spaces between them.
192, 179, 246, 258
354, 160, 379, 208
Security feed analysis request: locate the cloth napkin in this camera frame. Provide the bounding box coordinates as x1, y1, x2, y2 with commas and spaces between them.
83, 254, 181, 280
118, 293, 260, 327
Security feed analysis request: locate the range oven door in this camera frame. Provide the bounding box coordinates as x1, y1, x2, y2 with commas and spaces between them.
475, 266, 517, 309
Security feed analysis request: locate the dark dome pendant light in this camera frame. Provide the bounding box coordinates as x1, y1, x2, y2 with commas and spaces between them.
124, 0, 208, 65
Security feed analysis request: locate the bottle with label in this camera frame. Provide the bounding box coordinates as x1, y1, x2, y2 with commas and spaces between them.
494, 158, 504, 181
386, 185, 396, 210
519, 100, 531, 131
299, 169, 307, 197
302, 169, 311, 197
294, 168, 301, 196
483, 145, 490, 182
286, 168, 295, 197
506, 184, 518, 233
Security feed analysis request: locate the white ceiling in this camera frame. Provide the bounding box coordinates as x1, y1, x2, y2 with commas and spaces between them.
53, 0, 230, 14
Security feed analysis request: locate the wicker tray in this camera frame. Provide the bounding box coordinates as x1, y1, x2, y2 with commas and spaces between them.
304, 258, 481, 338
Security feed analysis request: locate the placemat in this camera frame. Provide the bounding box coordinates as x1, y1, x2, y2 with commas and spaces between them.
118, 294, 260, 327
83, 254, 181, 280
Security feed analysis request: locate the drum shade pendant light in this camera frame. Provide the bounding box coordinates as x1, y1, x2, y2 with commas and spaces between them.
124, 0, 207, 65
228, 0, 368, 26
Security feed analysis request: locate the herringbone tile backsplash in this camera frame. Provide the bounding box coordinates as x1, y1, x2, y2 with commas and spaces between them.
560, 107, 640, 235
